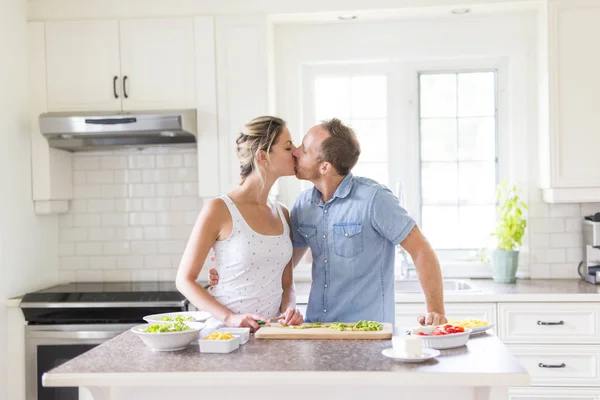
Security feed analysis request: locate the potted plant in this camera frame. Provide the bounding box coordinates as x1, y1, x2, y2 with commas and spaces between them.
490, 181, 527, 283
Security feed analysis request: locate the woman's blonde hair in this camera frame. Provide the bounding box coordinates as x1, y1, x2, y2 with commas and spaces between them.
236, 116, 287, 185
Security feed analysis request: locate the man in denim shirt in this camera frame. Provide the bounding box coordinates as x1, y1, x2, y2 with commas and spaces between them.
290, 119, 446, 326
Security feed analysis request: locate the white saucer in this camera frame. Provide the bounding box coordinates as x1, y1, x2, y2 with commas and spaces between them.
381, 348, 440, 362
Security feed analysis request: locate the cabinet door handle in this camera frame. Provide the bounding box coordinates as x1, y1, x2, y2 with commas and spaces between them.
113, 76, 119, 99
537, 320, 564, 326
538, 363, 566, 368
123, 75, 129, 99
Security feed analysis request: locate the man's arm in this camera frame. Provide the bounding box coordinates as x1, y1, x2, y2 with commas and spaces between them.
400, 225, 446, 326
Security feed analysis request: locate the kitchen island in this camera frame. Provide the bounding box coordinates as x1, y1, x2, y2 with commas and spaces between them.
43, 331, 529, 400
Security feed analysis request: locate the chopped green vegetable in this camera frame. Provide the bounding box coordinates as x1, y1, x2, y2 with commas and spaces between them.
142, 320, 191, 333
282, 320, 383, 331
158, 315, 194, 322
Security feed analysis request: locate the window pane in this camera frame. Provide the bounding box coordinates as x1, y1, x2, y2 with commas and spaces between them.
458, 162, 496, 205
348, 119, 387, 163
421, 118, 457, 161
422, 206, 459, 249
458, 117, 496, 161
420, 74, 457, 118
458, 72, 495, 117
421, 162, 458, 205
314, 76, 350, 121
458, 205, 496, 249
352, 163, 388, 186
350, 76, 387, 118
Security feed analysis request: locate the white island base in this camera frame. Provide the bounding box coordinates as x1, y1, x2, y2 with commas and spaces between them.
44, 332, 530, 400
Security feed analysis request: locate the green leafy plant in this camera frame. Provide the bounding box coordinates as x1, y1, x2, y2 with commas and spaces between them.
492, 181, 527, 251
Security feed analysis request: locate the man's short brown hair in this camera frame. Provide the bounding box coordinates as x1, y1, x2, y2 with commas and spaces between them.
317, 118, 361, 176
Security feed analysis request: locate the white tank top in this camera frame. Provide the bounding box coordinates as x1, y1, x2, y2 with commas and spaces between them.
209, 195, 293, 320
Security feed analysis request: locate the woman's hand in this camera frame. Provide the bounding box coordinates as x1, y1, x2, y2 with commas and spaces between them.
279, 308, 304, 326
224, 313, 268, 331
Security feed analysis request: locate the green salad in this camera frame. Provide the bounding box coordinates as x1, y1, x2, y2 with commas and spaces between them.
142, 320, 191, 333
158, 315, 194, 322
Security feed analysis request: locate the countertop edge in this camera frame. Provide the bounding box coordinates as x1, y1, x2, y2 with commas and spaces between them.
43, 370, 530, 388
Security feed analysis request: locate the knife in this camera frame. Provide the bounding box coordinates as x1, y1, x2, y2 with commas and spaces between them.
257, 314, 285, 326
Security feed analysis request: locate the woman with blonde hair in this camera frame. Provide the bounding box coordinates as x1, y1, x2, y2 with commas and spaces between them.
176, 116, 303, 330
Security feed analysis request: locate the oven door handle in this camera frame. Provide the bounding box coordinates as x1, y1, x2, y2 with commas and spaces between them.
27, 330, 126, 340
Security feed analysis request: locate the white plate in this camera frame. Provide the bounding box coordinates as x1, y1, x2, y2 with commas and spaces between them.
381, 348, 440, 363
470, 322, 495, 334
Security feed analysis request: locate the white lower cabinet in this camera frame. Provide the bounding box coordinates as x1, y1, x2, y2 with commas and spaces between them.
510, 387, 600, 400
508, 345, 600, 387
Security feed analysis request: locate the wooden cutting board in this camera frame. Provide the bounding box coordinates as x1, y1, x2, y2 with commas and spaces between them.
255, 323, 393, 340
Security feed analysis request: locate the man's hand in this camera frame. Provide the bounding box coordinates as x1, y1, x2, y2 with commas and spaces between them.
278, 308, 304, 326
208, 268, 219, 286
418, 312, 447, 326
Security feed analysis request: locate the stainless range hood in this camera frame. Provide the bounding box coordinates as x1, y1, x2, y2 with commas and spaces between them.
39, 110, 197, 152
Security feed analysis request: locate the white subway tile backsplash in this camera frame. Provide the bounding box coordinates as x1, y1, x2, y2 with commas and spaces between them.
529, 264, 550, 279
86, 171, 114, 184
102, 242, 130, 255
116, 255, 144, 269
142, 170, 170, 183
75, 270, 104, 282
74, 185, 102, 199
103, 269, 132, 282
87, 199, 115, 213
158, 268, 177, 281
169, 168, 197, 182
75, 242, 102, 256
156, 211, 185, 226
128, 184, 155, 198
185, 211, 200, 224
114, 170, 142, 184
89, 228, 116, 241
59, 214, 73, 228
58, 243, 75, 256
90, 257, 116, 270
530, 233, 550, 249
550, 232, 582, 248
114, 198, 143, 212
132, 269, 159, 281
183, 153, 197, 167
101, 156, 128, 170
566, 247, 584, 263
155, 183, 183, 197
529, 204, 549, 218
62, 257, 89, 270
549, 263, 580, 279
534, 248, 566, 264
73, 156, 100, 170
565, 218, 583, 233
549, 204, 581, 218
70, 200, 88, 213
156, 154, 183, 168
130, 241, 158, 255
581, 203, 600, 217
143, 227, 171, 240
171, 197, 199, 211
61, 228, 89, 242
128, 155, 155, 169
530, 218, 565, 233
115, 227, 144, 241
158, 240, 186, 255
101, 184, 127, 198
73, 214, 102, 227
144, 255, 173, 269
129, 212, 156, 226
101, 213, 129, 227
143, 198, 169, 212
182, 182, 198, 196
73, 171, 86, 185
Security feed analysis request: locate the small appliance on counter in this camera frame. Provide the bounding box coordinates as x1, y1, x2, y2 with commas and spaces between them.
580, 213, 600, 284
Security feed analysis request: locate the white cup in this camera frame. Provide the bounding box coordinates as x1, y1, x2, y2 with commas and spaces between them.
392, 335, 422, 358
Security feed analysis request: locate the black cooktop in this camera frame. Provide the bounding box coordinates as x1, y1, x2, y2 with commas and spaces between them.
20, 282, 188, 324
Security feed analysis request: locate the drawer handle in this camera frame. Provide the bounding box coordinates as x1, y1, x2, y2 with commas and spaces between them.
537, 320, 564, 326
538, 363, 566, 369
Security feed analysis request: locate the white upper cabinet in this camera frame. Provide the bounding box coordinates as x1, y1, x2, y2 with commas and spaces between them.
539, 0, 600, 203
45, 21, 121, 112
119, 18, 196, 110
45, 18, 196, 113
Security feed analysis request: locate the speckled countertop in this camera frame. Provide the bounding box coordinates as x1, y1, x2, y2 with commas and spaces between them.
294, 279, 600, 303
43, 331, 529, 388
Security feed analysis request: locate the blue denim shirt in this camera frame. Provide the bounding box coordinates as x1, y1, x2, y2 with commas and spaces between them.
290, 174, 416, 324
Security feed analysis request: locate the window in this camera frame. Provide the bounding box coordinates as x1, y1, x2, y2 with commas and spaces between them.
419, 71, 498, 253
313, 75, 389, 186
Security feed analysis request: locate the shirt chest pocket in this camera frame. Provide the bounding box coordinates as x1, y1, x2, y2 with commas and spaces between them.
333, 223, 364, 258
297, 224, 322, 257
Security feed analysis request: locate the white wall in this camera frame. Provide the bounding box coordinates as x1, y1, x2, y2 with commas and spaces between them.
1, 1, 60, 399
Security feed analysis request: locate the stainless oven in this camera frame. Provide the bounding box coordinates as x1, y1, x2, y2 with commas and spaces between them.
21, 282, 188, 400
